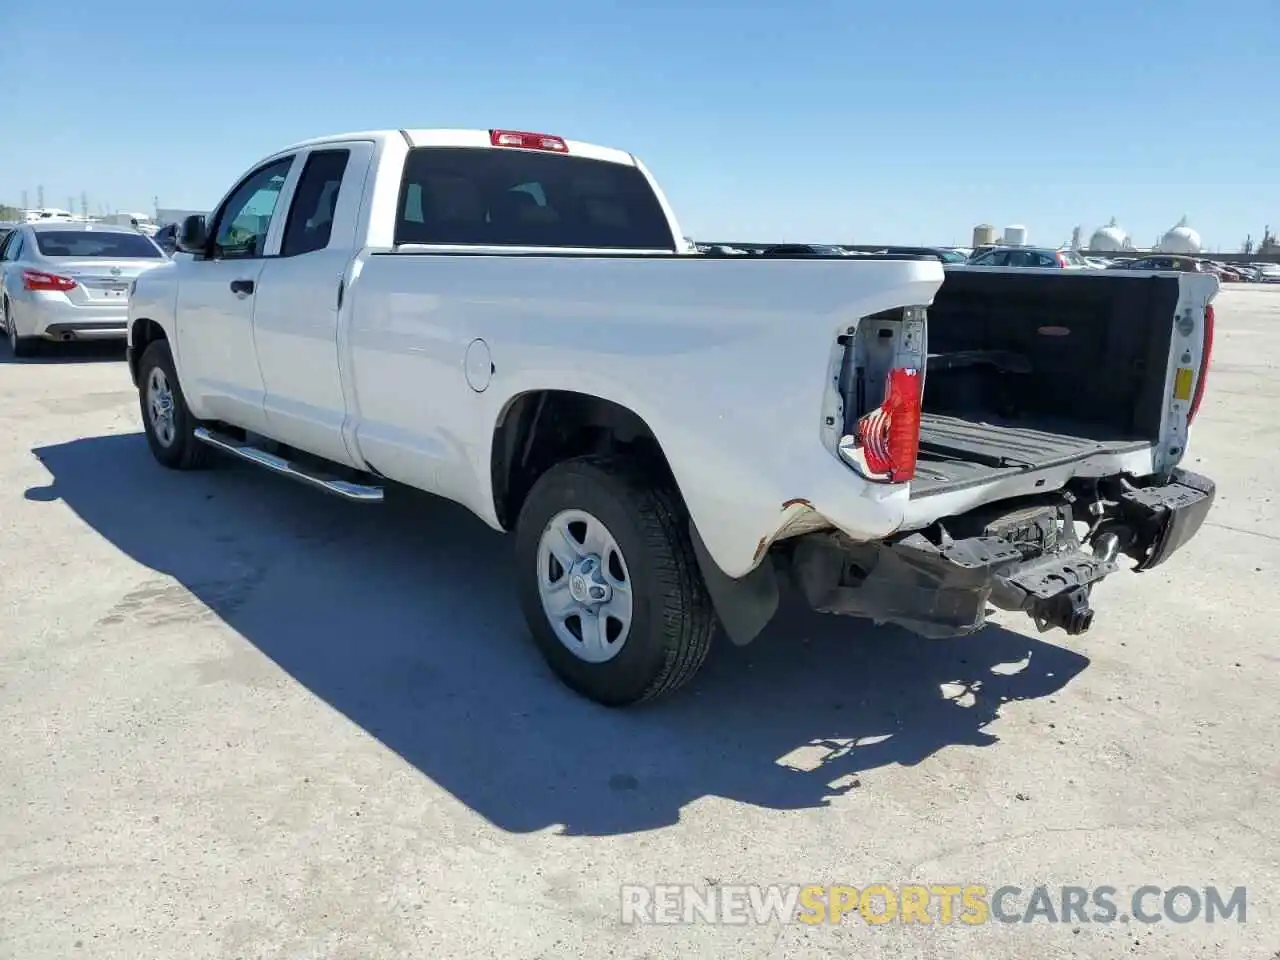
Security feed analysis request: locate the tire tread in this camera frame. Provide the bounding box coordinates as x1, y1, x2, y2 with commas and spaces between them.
138, 339, 210, 470
520, 453, 715, 705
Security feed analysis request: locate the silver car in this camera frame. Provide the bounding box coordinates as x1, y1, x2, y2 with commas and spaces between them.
0, 222, 167, 356
966, 246, 1091, 269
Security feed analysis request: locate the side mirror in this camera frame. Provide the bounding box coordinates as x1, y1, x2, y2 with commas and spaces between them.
176, 215, 209, 255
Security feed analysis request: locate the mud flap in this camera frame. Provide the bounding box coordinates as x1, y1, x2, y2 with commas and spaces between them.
689, 521, 780, 647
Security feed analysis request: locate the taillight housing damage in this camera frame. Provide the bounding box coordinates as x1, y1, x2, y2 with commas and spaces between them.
851, 366, 923, 483
1188, 303, 1214, 425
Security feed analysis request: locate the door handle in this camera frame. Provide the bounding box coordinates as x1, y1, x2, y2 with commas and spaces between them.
230, 279, 255, 297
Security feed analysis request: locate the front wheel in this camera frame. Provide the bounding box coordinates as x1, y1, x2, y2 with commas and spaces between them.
514, 455, 716, 706
136, 339, 209, 470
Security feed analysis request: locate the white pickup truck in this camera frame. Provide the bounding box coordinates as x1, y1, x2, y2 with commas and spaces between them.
127, 127, 1218, 706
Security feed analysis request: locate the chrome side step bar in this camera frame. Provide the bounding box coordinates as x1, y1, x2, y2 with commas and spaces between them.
193, 427, 384, 503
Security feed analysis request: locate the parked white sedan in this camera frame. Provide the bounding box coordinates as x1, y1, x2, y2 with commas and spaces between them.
0, 222, 168, 356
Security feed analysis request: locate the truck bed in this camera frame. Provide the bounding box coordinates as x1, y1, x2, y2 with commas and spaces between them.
911, 413, 1151, 497
904, 267, 1183, 500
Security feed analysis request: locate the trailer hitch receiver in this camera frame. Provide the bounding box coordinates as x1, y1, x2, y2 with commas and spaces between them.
1030, 586, 1095, 635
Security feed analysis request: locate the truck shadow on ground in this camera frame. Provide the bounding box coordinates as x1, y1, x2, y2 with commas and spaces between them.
1, 341, 126, 364
28, 432, 1091, 837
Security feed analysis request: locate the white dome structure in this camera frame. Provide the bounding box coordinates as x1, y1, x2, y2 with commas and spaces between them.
1159, 215, 1202, 254
1090, 217, 1129, 252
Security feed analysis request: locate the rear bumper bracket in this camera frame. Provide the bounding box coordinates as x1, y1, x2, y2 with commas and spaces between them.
787, 468, 1214, 640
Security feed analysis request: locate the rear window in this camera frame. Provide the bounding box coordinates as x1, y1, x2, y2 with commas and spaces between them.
34, 230, 163, 258
394, 147, 676, 250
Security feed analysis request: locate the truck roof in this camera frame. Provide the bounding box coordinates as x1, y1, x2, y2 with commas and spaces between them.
277, 128, 638, 167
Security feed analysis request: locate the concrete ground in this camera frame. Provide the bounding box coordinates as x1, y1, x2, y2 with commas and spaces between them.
1, 287, 1277, 960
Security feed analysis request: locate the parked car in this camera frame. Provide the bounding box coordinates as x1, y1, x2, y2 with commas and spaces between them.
700, 244, 753, 255
966, 246, 1090, 269
1107, 255, 1204, 273
1208, 263, 1249, 281
758, 243, 847, 257
0, 222, 167, 356
125, 126, 1217, 706
1255, 263, 1280, 283
868, 245, 969, 264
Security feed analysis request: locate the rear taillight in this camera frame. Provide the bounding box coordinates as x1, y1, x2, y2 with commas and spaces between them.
22, 269, 76, 292
1188, 303, 1214, 425
854, 367, 922, 482
489, 129, 568, 152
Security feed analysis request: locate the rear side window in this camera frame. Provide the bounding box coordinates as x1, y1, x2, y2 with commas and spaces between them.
281, 149, 351, 257
394, 147, 676, 250
34, 231, 163, 258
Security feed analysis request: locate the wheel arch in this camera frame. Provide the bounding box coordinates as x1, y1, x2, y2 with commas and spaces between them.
488, 389, 679, 532
488, 388, 783, 649
128, 317, 168, 387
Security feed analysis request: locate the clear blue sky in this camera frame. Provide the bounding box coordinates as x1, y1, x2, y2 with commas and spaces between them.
2, 0, 1274, 249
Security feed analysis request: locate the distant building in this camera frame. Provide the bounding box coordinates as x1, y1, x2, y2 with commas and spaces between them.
972, 223, 996, 247
1002, 224, 1027, 246
156, 207, 206, 228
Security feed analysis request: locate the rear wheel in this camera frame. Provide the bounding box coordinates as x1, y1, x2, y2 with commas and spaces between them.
514, 455, 715, 706
137, 339, 209, 470
3, 300, 37, 358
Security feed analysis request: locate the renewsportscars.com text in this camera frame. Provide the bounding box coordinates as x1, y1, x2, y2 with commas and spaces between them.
620, 883, 1247, 926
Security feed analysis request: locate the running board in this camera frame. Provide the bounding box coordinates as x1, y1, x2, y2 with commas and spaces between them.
193, 427, 384, 503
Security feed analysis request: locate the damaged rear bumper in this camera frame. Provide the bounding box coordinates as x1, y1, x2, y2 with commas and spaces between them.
784, 468, 1215, 640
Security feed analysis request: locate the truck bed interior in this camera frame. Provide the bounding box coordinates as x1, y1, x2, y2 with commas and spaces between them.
911, 269, 1178, 498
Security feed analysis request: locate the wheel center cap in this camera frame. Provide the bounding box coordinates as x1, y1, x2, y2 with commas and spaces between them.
568, 557, 610, 605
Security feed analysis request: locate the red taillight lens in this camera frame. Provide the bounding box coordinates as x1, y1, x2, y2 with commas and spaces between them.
855, 367, 923, 482
22, 269, 77, 292
489, 129, 568, 152
1188, 303, 1214, 425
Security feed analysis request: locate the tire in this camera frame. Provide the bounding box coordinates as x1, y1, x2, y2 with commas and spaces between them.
136, 339, 210, 470
514, 454, 716, 706
4, 300, 37, 358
